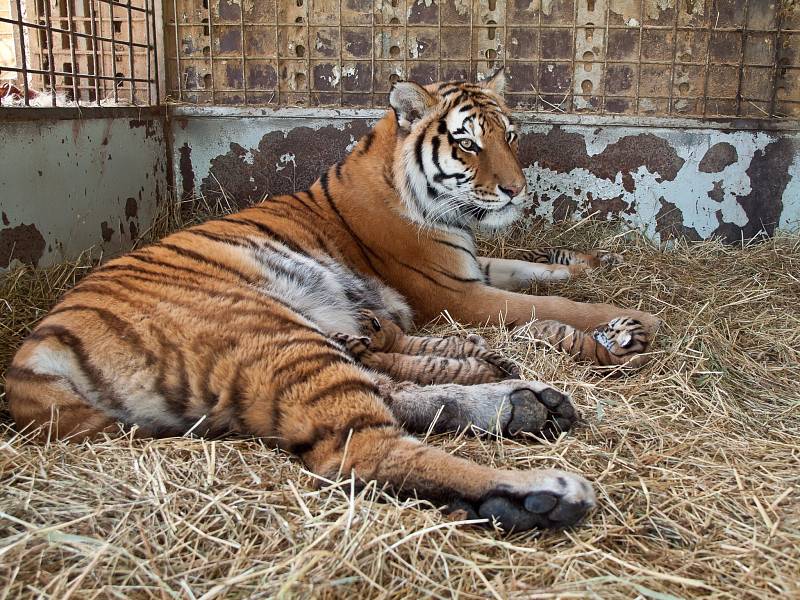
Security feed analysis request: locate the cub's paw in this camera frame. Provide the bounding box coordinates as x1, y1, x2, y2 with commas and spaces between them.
502, 381, 577, 438
448, 469, 596, 533
332, 332, 373, 360
354, 309, 383, 336
593, 316, 657, 368
477, 348, 521, 380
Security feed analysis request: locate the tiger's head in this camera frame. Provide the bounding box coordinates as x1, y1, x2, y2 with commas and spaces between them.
389, 69, 528, 231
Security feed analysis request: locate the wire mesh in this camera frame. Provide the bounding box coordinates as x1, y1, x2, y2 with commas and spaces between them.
0, 0, 159, 106
163, 0, 800, 118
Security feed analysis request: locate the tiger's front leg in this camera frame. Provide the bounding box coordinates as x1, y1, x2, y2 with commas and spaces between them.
477, 248, 623, 291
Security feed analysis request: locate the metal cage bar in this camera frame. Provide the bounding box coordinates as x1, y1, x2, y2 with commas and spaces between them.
0, 0, 158, 106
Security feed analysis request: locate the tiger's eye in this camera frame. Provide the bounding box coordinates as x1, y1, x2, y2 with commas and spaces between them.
459, 139, 476, 152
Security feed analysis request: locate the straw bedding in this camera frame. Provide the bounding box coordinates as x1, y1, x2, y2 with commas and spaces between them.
1, 201, 798, 599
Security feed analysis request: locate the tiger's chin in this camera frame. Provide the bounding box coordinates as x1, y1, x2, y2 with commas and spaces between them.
472, 202, 524, 232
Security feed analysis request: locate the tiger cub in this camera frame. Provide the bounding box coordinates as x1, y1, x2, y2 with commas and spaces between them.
332, 309, 520, 386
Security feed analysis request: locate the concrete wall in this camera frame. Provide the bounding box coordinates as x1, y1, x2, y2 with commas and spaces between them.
172, 107, 800, 244
0, 108, 168, 272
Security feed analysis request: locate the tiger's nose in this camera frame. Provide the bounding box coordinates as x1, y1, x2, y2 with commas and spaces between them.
499, 183, 525, 199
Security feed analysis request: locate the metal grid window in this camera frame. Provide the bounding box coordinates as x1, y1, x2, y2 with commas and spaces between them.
0, 0, 159, 106
164, 0, 800, 118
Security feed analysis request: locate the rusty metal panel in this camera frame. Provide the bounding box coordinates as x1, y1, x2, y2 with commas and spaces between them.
0, 109, 167, 272
169, 106, 800, 244
163, 0, 800, 118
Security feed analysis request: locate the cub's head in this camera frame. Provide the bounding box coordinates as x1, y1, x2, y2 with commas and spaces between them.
389, 69, 527, 231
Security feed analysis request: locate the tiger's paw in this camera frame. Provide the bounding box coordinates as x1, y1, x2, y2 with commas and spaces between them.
447, 469, 596, 533
332, 332, 373, 361
503, 381, 577, 438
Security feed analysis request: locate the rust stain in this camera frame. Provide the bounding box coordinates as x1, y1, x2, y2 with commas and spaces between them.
0, 223, 46, 268
1, 212, 8, 226
179, 143, 196, 203
129, 220, 139, 241
713, 137, 794, 241
125, 197, 139, 219
519, 128, 685, 193
100, 221, 114, 242
707, 180, 725, 202
655, 198, 701, 242
128, 119, 159, 139
200, 121, 371, 207
699, 142, 738, 173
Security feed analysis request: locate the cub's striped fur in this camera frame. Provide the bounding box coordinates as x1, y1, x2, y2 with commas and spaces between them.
7, 70, 663, 532
517, 317, 652, 368
333, 310, 520, 385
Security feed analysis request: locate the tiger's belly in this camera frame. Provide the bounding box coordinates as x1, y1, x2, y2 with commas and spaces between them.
252, 244, 412, 336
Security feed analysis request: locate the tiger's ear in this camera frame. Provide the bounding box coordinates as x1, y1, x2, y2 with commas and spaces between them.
389, 81, 436, 131
481, 67, 506, 96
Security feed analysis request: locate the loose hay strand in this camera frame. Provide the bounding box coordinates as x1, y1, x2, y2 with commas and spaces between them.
1, 201, 799, 598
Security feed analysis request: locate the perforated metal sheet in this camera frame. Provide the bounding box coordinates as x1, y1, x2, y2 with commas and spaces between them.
164, 0, 800, 118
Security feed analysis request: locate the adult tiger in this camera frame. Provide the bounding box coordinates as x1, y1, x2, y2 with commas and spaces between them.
6, 71, 660, 532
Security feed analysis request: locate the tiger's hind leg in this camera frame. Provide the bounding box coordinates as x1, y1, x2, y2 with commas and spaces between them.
268, 352, 594, 533
373, 373, 578, 438
6, 366, 119, 442
515, 317, 655, 368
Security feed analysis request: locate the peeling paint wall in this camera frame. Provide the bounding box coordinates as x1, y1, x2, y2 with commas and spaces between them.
0, 110, 167, 272
171, 107, 799, 244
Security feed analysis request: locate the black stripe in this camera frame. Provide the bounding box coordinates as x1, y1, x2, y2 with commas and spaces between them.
360, 131, 376, 154
27, 325, 126, 412
48, 304, 156, 366
157, 242, 258, 285
391, 258, 460, 293
4, 365, 61, 383
430, 266, 482, 284
184, 228, 259, 249
305, 379, 379, 406
317, 172, 383, 275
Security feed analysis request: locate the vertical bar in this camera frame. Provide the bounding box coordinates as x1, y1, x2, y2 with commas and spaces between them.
338, 0, 343, 104
207, 0, 214, 103
735, 0, 750, 116
12, 0, 30, 105
111, 0, 119, 103
402, 0, 408, 81
172, 0, 181, 100
666, 0, 680, 114
240, 0, 247, 104
768, 2, 785, 117
42, 0, 58, 105
535, 0, 541, 109
304, 0, 310, 105
700, 0, 714, 117
370, 0, 375, 106
151, 0, 160, 104
600, 0, 611, 114
66, 0, 80, 102
569, 0, 578, 112
145, 0, 152, 103
634, 0, 645, 114
127, 0, 135, 103
274, 0, 279, 104
468, 0, 473, 80
88, 0, 102, 104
